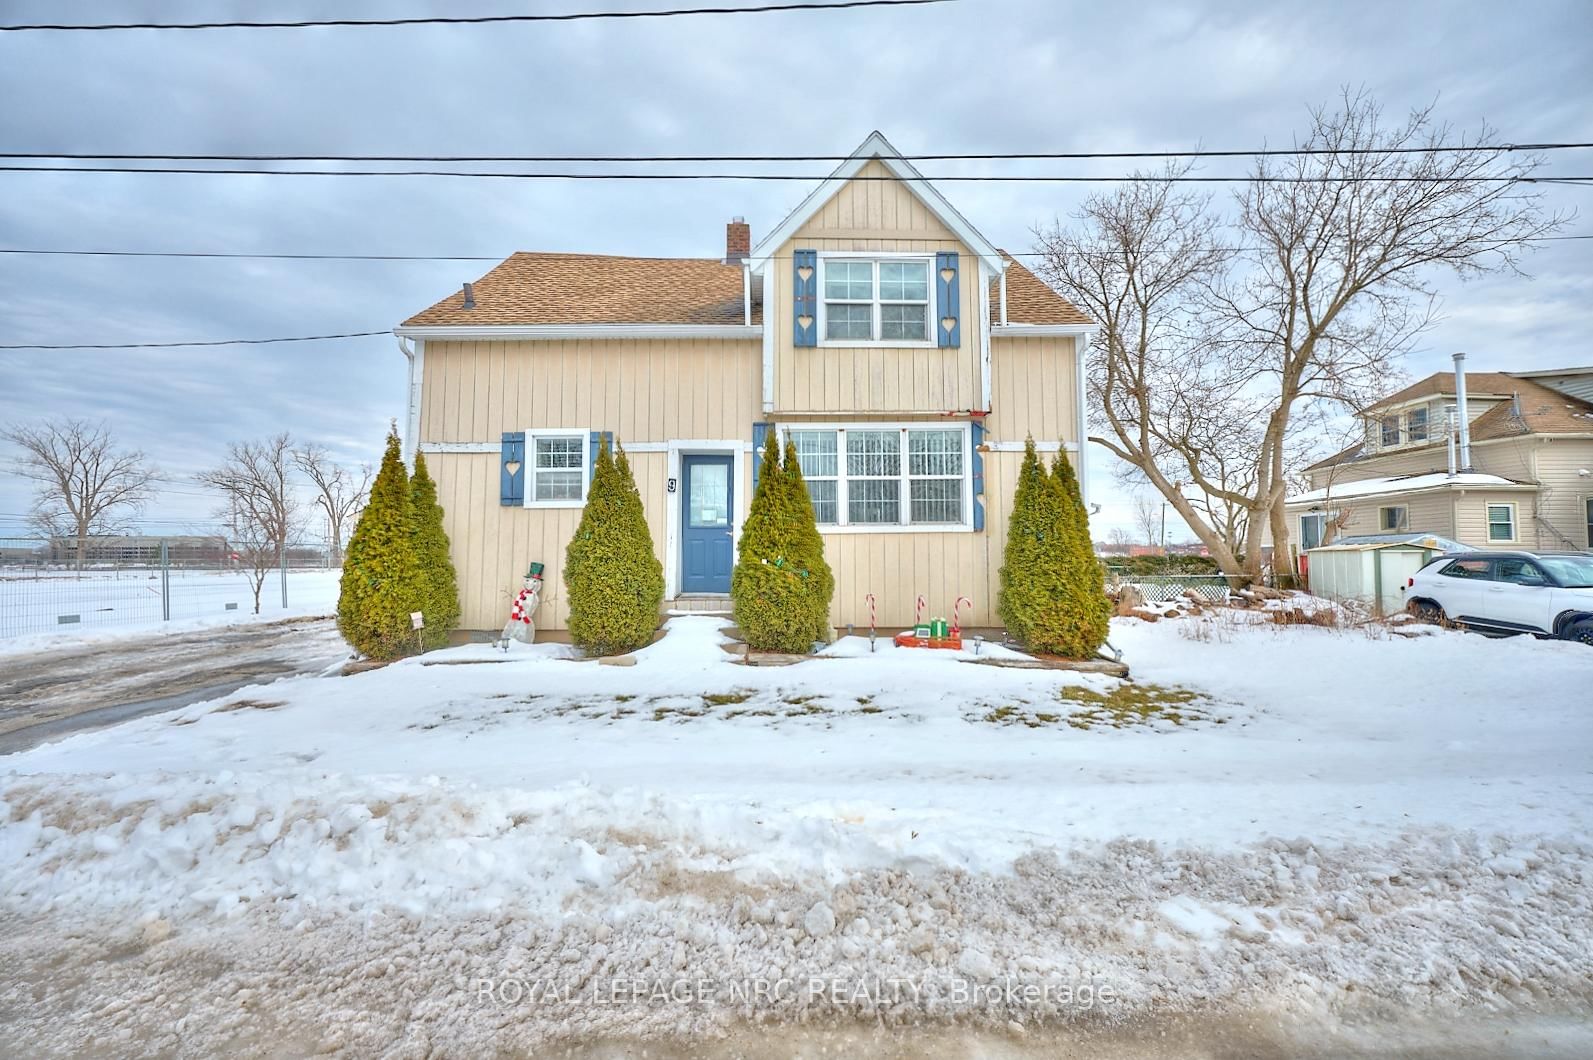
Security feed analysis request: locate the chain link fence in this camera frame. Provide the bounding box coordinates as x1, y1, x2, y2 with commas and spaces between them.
0, 535, 341, 640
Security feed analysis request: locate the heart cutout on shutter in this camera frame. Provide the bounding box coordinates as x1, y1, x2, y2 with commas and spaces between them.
941, 317, 957, 334
940, 267, 956, 285
797, 314, 814, 330
504, 460, 521, 477
797, 265, 814, 283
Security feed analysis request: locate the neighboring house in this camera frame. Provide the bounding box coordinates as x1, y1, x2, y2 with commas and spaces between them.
394, 132, 1096, 633
1287, 361, 1593, 554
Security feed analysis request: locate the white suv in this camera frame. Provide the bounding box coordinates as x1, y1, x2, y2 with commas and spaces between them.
1405, 551, 1593, 645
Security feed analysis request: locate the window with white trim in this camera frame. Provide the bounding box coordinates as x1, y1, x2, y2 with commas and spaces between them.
1379, 505, 1408, 531
819, 257, 931, 344
526, 430, 588, 506
784, 425, 970, 528
1486, 502, 1516, 542
1300, 512, 1326, 551
1380, 416, 1401, 448
1406, 407, 1429, 443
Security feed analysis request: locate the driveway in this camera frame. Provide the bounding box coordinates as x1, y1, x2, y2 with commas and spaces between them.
0, 617, 348, 754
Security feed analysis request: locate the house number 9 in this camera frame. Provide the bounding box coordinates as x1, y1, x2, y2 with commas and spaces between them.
667, 477, 677, 493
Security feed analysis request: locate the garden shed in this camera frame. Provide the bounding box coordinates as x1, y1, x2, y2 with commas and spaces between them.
1303, 533, 1465, 615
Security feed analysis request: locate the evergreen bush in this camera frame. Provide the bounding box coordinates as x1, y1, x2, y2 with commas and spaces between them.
731, 431, 835, 652
564, 438, 664, 654
338, 425, 428, 659
408, 451, 462, 649
998, 437, 1109, 658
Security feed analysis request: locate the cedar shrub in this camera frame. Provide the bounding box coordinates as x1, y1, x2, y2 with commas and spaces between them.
564, 438, 664, 654
338, 424, 428, 659
408, 451, 462, 649
998, 436, 1109, 658
731, 430, 834, 652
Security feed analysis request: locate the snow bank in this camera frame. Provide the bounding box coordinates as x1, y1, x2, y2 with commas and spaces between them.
3, 614, 1592, 1050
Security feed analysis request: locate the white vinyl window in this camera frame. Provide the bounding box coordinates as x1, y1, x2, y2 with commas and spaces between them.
1406, 407, 1429, 443
819, 256, 931, 345
1380, 505, 1408, 531
1300, 513, 1326, 551
526, 429, 588, 507
783, 424, 970, 530
1486, 502, 1516, 543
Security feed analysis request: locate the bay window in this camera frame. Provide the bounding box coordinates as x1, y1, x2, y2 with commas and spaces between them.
784, 424, 970, 529
820, 256, 931, 344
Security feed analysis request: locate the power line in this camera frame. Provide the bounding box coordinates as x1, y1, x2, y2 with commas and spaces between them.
0, 165, 1585, 184
3, 143, 1590, 162
3, 234, 1592, 263
0, 331, 388, 350
0, 0, 949, 32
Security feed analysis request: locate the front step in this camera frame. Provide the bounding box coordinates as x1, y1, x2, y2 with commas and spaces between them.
665, 594, 733, 616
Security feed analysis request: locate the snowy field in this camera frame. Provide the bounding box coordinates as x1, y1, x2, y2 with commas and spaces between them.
2, 611, 1592, 1054
0, 568, 342, 644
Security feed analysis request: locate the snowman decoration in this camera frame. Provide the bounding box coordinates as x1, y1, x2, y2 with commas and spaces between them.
499, 562, 544, 650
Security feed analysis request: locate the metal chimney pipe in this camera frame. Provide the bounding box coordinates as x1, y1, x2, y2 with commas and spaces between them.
1445, 403, 1458, 477
1453, 352, 1472, 471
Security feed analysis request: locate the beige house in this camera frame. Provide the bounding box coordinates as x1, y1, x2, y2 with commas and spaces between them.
393, 132, 1096, 634
1288, 359, 1593, 552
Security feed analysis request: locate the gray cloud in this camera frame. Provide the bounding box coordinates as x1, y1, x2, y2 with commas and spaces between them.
1, 0, 1589, 537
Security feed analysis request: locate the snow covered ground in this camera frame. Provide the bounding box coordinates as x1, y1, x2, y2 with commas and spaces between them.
2, 611, 1591, 1055
0, 567, 342, 645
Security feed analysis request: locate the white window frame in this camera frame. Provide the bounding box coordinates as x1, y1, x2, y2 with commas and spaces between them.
1379, 505, 1408, 531
1299, 512, 1329, 550
778, 421, 974, 534
815, 252, 936, 349
1406, 406, 1429, 444
1485, 501, 1517, 543
1380, 415, 1401, 448
523, 427, 590, 509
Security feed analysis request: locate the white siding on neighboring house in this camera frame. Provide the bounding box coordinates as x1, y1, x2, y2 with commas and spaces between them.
1531, 437, 1593, 549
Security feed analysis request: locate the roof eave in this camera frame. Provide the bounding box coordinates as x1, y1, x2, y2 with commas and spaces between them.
394, 324, 762, 341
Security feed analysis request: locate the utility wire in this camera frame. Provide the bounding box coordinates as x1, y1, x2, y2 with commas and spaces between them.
0, 165, 1585, 183
0, 0, 949, 32
4, 144, 1590, 162
0, 331, 389, 350
3, 235, 1591, 263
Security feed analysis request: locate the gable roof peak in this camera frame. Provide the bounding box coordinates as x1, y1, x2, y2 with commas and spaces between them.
748, 130, 1002, 274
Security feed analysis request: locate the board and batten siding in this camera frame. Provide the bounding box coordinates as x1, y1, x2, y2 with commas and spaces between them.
989, 335, 1078, 443
419, 337, 763, 442
768, 160, 985, 414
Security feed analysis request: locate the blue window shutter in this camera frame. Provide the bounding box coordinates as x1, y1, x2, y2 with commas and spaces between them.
936, 251, 961, 348
970, 421, 985, 531
792, 249, 817, 348
587, 430, 613, 485
752, 423, 770, 494
500, 432, 525, 506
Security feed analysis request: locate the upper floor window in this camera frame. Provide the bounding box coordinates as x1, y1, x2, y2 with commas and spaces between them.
819, 257, 931, 345
1406, 407, 1429, 443
1380, 416, 1401, 448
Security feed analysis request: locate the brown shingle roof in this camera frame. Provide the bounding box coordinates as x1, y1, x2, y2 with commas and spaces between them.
1364, 371, 1523, 413
991, 254, 1094, 326
403, 252, 754, 327
403, 250, 1093, 330
1307, 371, 1593, 472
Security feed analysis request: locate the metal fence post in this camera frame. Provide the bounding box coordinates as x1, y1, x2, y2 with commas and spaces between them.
160, 538, 171, 621
280, 544, 288, 609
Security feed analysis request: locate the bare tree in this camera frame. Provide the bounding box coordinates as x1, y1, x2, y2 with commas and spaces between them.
3, 418, 159, 570
1105, 526, 1135, 552
1036, 91, 1563, 583
1130, 492, 1163, 548
198, 434, 301, 614
294, 443, 371, 566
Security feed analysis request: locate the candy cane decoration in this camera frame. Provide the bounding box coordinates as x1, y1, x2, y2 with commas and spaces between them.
915, 593, 927, 627
952, 596, 972, 635
865, 593, 877, 651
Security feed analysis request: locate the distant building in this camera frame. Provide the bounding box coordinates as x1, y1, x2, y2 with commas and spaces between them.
49, 535, 229, 567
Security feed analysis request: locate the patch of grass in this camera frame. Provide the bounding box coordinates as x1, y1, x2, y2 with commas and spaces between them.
1059, 682, 1213, 730
614, 694, 635, 703
703, 691, 753, 707
858, 705, 883, 715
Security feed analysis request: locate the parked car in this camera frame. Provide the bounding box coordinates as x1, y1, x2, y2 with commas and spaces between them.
1405, 551, 1593, 644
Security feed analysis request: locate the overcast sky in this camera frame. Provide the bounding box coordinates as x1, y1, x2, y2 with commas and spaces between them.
1, 0, 1589, 544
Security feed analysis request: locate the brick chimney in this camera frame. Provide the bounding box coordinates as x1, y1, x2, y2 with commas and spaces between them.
724, 217, 751, 264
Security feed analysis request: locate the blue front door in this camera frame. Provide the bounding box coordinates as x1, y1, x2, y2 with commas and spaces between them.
681, 455, 734, 593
